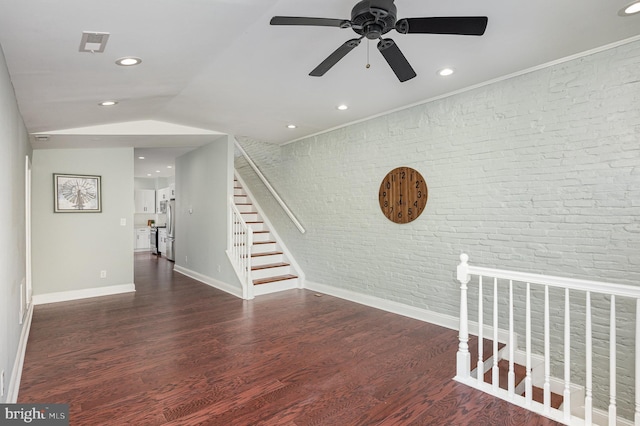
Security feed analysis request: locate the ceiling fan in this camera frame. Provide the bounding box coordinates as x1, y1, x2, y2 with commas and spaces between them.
270, 0, 488, 82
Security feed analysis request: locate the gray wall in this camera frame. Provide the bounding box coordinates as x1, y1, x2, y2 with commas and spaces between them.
174, 137, 239, 289
32, 148, 134, 295
236, 39, 640, 417
0, 44, 31, 402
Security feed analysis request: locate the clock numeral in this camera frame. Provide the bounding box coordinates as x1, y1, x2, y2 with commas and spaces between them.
397, 212, 402, 219
384, 201, 388, 208
408, 208, 413, 216
413, 201, 418, 208
386, 181, 391, 190
401, 171, 406, 179
417, 191, 422, 199
415, 181, 421, 189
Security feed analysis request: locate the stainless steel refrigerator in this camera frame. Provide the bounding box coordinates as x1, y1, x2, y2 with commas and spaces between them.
166, 199, 176, 261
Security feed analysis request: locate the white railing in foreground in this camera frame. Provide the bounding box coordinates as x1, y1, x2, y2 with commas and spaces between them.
234, 140, 305, 234
455, 253, 640, 426
227, 197, 253, 300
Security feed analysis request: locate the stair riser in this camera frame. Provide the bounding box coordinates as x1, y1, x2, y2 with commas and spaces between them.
234, 195, 249, 204
247, 222, 266, 232
236, 204, 254, 213
234, 188, 245, 196
252, 232, 271, 243
251, 243, 277, 254
241, 213, 260, 222
251, 254, 284, 266
251, 265, 291, 280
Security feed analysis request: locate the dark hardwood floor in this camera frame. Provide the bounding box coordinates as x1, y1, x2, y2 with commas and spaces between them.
19, 253, 561, 425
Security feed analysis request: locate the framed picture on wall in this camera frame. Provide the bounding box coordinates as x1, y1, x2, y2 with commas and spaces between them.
53, 173, 102, 213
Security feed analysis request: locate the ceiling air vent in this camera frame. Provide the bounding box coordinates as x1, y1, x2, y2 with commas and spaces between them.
79, 31, 110, 53
34, 135, 50, 142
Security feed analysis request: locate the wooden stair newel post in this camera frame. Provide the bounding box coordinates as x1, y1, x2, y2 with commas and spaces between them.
456, 254, 471, 380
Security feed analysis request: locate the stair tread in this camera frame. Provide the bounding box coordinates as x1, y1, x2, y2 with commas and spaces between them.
531, 386, 563, 410
254, 240, 276, 245
252, 262, 290, 271
253, 274, 298, 285
251, 251, 283, 257
482, 357, 564, 410
483, 359, 526, 388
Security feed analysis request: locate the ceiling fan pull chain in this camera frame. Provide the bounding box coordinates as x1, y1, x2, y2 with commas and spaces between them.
366, 39, 371, 69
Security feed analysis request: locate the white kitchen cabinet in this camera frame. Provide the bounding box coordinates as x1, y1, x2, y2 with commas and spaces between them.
156, 188, 168, 212
135, 227, 151, 251
135, 189, 156, 214
158, 228, 167, 254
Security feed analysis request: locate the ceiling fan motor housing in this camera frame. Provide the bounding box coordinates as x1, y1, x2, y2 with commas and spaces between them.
351, 0, 397, 39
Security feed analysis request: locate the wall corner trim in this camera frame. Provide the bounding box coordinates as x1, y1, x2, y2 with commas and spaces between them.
6, 303, 34, 403
32, 284, 136, 306
174, 265, 243, 299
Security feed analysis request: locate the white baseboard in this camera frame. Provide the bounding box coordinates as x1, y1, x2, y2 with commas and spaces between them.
32, 284, 136, 305
7, 302, 34, 403
174, 265, 243, 299
305, 280, 461, 330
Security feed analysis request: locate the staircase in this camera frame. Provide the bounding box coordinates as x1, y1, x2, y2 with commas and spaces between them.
456, 253, 640, 425
470, 339, 565, 410
232, 176, 300, 297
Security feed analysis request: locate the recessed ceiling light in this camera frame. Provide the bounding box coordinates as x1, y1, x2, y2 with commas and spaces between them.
167, 166, 173, 169
138, 156, 145, 160
115, 56, 142, 66
287, 124, 297, 129
438, 68, 455, 77
620, 1, 640, 15
99, 100, 118, 106
147, 173, 152, 177
155, 170, 161, 173
337, 104, 348, 111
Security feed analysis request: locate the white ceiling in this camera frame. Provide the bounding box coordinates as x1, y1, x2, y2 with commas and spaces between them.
0, 0, 639, 176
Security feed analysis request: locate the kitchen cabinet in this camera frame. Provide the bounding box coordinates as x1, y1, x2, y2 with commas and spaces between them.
135, 227, 151, 251
135, 189, 156, 214
156, 186, 175, 212
158, 228, 167, 255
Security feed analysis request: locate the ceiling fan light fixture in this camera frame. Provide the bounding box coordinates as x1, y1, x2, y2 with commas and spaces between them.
438, 68, 455, 76
99, 100, 118, 106
115, 56, 142, 66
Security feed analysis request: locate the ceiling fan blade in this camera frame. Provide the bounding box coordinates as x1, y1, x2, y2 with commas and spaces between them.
377, 39, 416, 82
396, 17, 488, 36
270, 16, 349, 28
310, 38, 361, 77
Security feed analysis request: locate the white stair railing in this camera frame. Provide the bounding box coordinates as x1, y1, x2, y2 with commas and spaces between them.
234, 139, 305, 234
227, 196, 253, 300
455, 253, 640, 425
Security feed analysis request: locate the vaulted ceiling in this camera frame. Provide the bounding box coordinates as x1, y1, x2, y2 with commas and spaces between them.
0, 1, 638, 165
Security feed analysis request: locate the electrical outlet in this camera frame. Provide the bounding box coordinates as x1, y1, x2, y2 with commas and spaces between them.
100, 270, 107, 278
1, 369, 5, 397
217, 264, 221, 272
120, 218, 126, 226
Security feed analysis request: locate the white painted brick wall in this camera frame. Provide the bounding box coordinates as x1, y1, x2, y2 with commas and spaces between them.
236, 39, 640, 419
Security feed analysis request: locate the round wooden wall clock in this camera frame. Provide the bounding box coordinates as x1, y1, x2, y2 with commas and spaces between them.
378, 166, 428, 224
